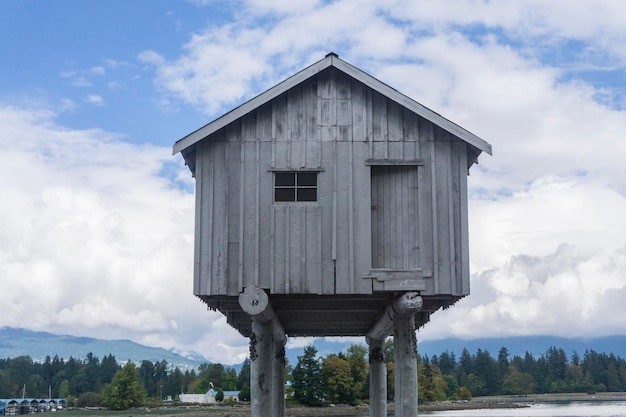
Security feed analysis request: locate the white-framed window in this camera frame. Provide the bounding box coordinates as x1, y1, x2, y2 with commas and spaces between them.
274, 172, 317, 202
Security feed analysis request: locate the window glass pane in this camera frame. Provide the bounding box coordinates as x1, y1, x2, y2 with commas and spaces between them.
275, 188, 295, 202
297, 172, 317, 186
297, 188, 317, 201
275, 173, 295, 186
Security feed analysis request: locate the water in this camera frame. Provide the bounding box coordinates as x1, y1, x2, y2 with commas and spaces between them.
424, 401, 626, 416
295, 401, 626, 417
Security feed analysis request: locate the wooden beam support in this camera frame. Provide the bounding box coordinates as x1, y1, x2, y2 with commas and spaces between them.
239, 286, 286, 344
365, 292, 423, 341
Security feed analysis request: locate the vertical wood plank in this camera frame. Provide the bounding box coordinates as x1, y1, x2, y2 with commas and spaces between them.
241, 112, 257, 142
303, 78, 320, 168
270, 196, 277, 292
210, 141, 229, 294
348, 141, 355, 293
433, 130, 452, 295
258, 142, 272, 289
242, 142, 257, 289
371, 92, 384, 142
452, 141, 470, 296
193, 146, 205, 294
352, 143, 372, 294
257, 103, 272, 141
255, 140, 261, 287
238, 139, 246, 292
367, 88, 374, 158
227, 141, 241, 295
272, 94, 289, 167
351, 80, 366, 142
288, 206, 302, 293
320, 144, 336, 294
202, 142, 214, 294
429, 127, 439, 293
272, 205, 286, 293
335, 141, 350, 293
416, 118, 434, 293
387, 100, 403, 142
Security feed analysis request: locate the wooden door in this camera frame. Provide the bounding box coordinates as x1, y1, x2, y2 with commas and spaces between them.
371, 166, 419, 269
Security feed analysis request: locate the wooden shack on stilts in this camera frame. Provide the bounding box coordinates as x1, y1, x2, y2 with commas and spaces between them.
173, 53, 492, 417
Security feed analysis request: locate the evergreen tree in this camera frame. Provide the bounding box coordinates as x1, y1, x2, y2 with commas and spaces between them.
215, 389, 224, 402
237, 359, 251, 390
497, 347, 510, 382
102, 361, 146, 410
606, 363, 622, 392
139, 360, 157, 397
100, 354, 119, 386
238, 382, 250, 401
292, 345, 324, 406
438, 350, 457, 376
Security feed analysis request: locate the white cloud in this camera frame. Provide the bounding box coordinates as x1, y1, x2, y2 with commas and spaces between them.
86, 94, 105, 106
420, 242, 626, 340
72, 77, 91, 87
0, 104, 238, 360
90, 66, 106, 75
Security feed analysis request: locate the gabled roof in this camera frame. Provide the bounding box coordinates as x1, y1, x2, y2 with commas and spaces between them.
173, 52, 492, 156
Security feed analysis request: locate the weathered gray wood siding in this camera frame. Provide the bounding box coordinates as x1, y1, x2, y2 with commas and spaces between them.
193, 67, 470, 298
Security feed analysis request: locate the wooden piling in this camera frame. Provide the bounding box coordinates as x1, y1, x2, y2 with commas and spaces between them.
367, 337, 387, 417
393, 315, 418, 417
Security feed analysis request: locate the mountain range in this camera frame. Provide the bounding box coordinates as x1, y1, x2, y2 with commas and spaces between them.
2, 327, 625, 371
0, 327, 206, 370
285, 334, 626, 367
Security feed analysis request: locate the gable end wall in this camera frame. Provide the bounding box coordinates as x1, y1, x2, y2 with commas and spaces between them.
192, 68, 470, 298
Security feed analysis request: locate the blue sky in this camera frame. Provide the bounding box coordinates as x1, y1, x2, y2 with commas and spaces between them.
1, 0, 626, 365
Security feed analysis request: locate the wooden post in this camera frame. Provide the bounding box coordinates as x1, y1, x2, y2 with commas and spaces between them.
273, 339, 286, 417
240, 287, 287, 417
367, 337, 387, 417
250, 322, 272, 416
393, 315, 418, 417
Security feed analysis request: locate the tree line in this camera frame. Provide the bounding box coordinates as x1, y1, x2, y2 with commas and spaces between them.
1, 343, 625, 409
290, 343, 626, 405
0, 353, 251, 409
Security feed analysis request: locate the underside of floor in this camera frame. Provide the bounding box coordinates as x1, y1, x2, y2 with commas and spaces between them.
200, 293, 462, 338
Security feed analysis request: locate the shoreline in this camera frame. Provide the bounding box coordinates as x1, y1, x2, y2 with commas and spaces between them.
63, 393, 626, 416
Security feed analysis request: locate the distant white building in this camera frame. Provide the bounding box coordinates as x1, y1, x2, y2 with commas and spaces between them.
179, 389, 240, 404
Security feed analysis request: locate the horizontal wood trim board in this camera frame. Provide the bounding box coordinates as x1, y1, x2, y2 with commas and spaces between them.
268, 167, 325, 172
365, 269, 423, 281
365, 159, 424, 166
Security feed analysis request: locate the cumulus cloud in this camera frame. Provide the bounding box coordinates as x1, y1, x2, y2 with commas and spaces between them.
420, 242, 626, 340
86, 94, 105, 106
0, 104, 248, 363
